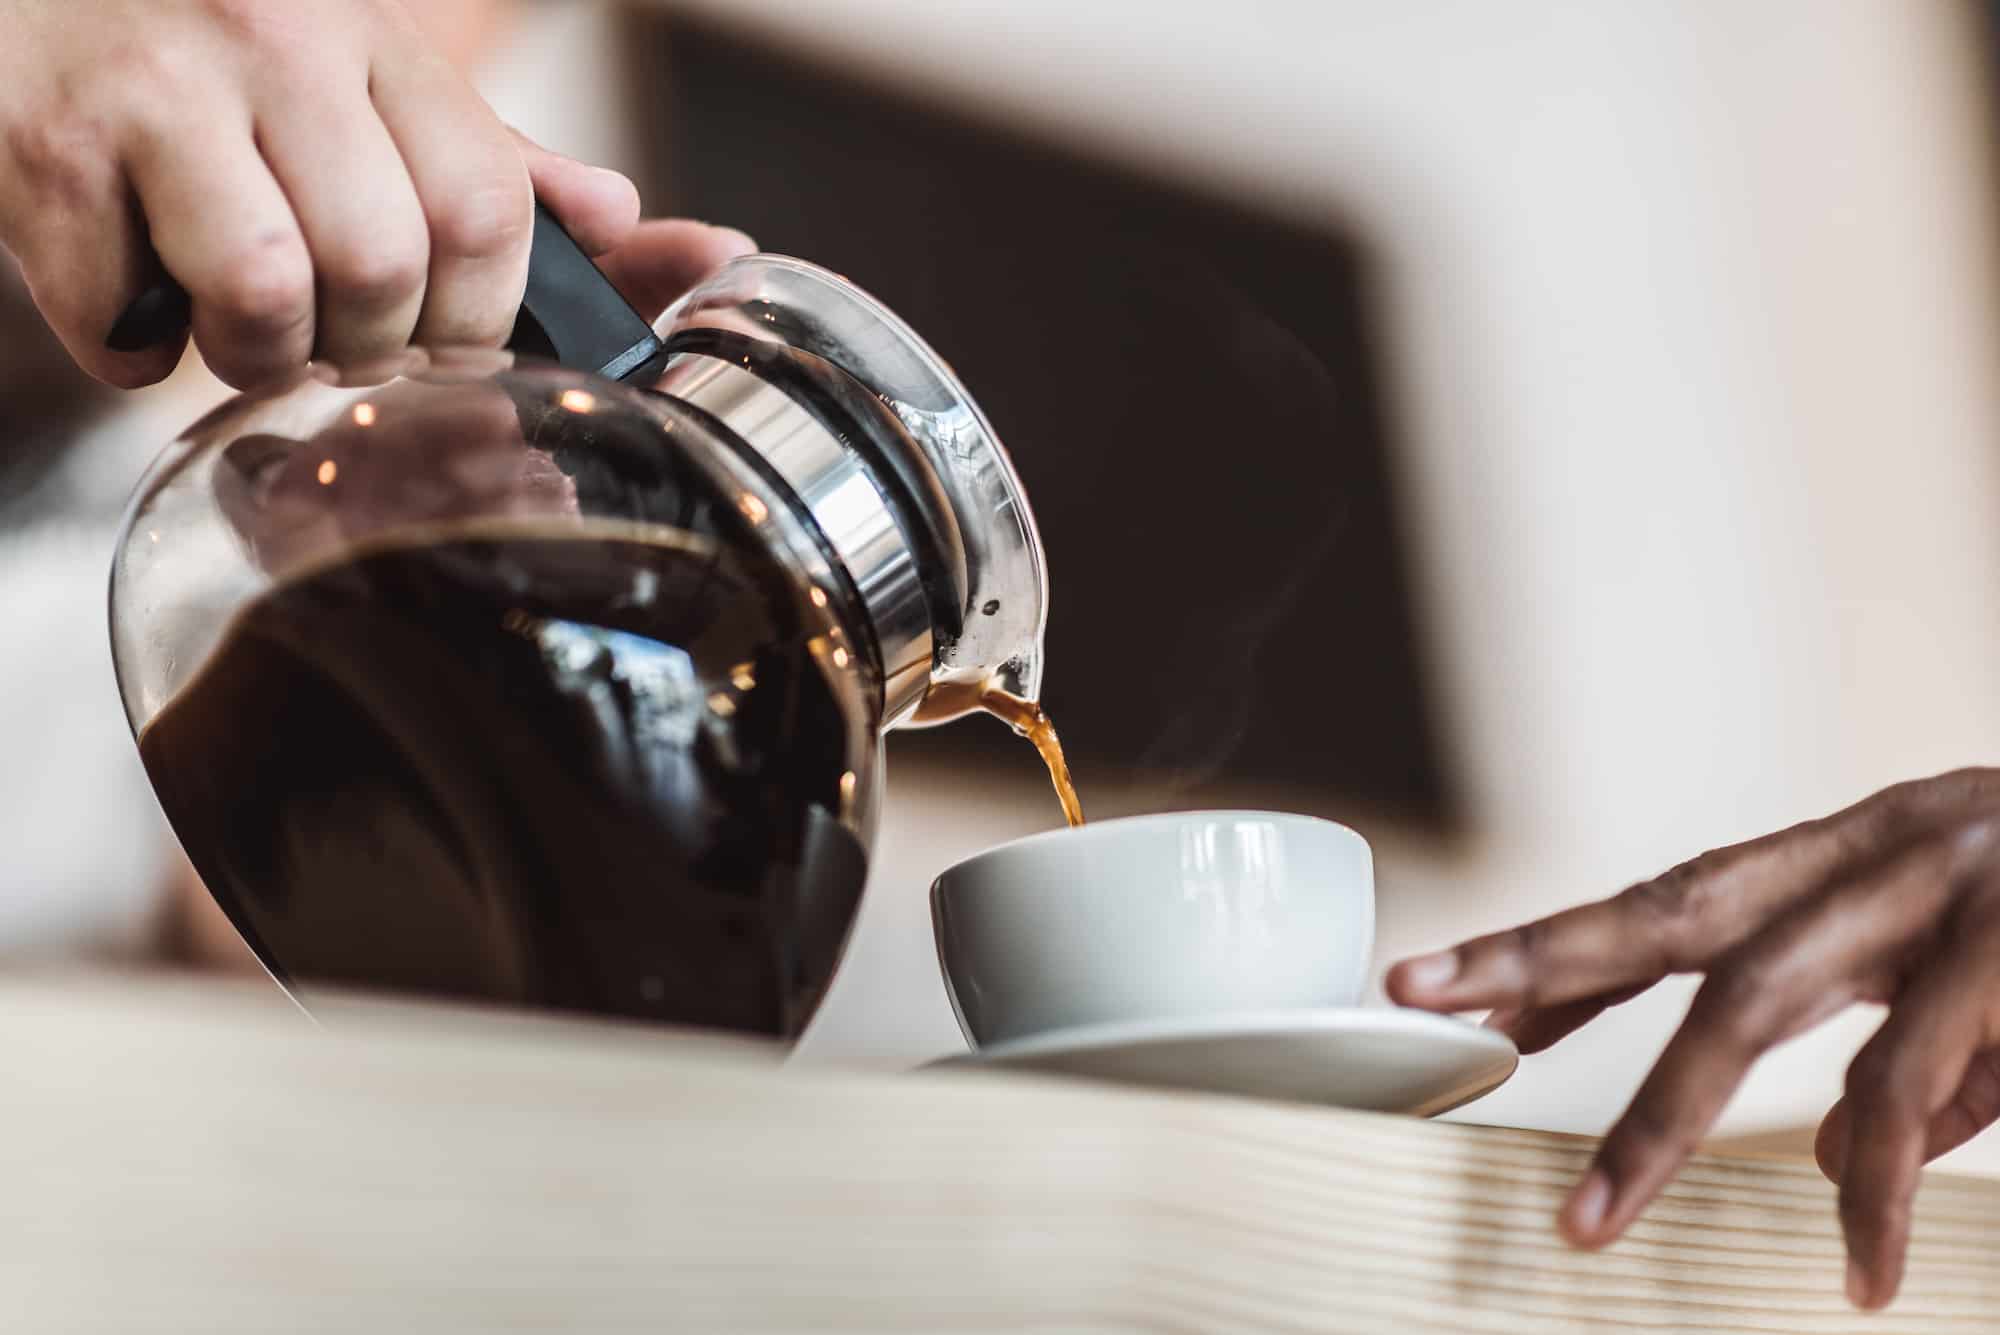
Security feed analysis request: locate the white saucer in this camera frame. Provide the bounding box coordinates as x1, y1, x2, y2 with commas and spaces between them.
923, 1007, 1517, 1117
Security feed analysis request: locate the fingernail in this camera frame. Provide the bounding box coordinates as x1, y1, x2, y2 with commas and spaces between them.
1400, 951, 1459, 993
1845, 1258, 1869, 1308
1561, 1170, 1611, 1243
703, 223, 758, 255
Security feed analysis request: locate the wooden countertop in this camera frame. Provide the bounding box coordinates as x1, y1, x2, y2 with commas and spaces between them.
6, 975, 1998, 1332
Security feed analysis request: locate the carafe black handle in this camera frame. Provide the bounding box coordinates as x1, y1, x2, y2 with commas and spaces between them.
105, 202, 666, 383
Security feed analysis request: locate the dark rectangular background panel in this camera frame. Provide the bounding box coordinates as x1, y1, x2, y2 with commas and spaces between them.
634, 16, 1461, 832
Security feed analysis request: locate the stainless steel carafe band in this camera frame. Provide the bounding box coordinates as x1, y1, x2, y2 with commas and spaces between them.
654, 352, 935, 724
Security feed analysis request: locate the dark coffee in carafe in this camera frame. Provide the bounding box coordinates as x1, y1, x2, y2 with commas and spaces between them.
138, 517, 868, 1037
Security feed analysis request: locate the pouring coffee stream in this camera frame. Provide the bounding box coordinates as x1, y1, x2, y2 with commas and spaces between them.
916, 680, 1085, 829
110, 203, 1069, 1038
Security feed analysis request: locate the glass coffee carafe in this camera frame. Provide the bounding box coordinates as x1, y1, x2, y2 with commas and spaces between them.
108, 208, 1047, 1040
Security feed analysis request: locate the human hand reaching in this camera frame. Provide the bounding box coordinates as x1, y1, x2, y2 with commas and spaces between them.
1386, 768, 2000, 1310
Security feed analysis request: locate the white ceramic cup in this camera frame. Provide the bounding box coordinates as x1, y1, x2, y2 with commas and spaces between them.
931, 810, 1374, 1048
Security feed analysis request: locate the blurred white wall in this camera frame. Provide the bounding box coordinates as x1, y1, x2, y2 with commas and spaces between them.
685, 1, 2000, 1140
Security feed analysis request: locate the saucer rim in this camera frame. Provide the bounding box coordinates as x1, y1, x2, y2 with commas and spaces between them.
926, 1004, 1518, 1070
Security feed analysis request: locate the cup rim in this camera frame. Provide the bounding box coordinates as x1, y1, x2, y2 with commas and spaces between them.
929, 808, 1372, 903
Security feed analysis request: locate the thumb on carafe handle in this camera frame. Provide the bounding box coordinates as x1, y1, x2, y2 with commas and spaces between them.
106, 202, 664, 382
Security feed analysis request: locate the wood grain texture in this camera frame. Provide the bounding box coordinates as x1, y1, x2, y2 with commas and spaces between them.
5, 976, 1999, 1333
